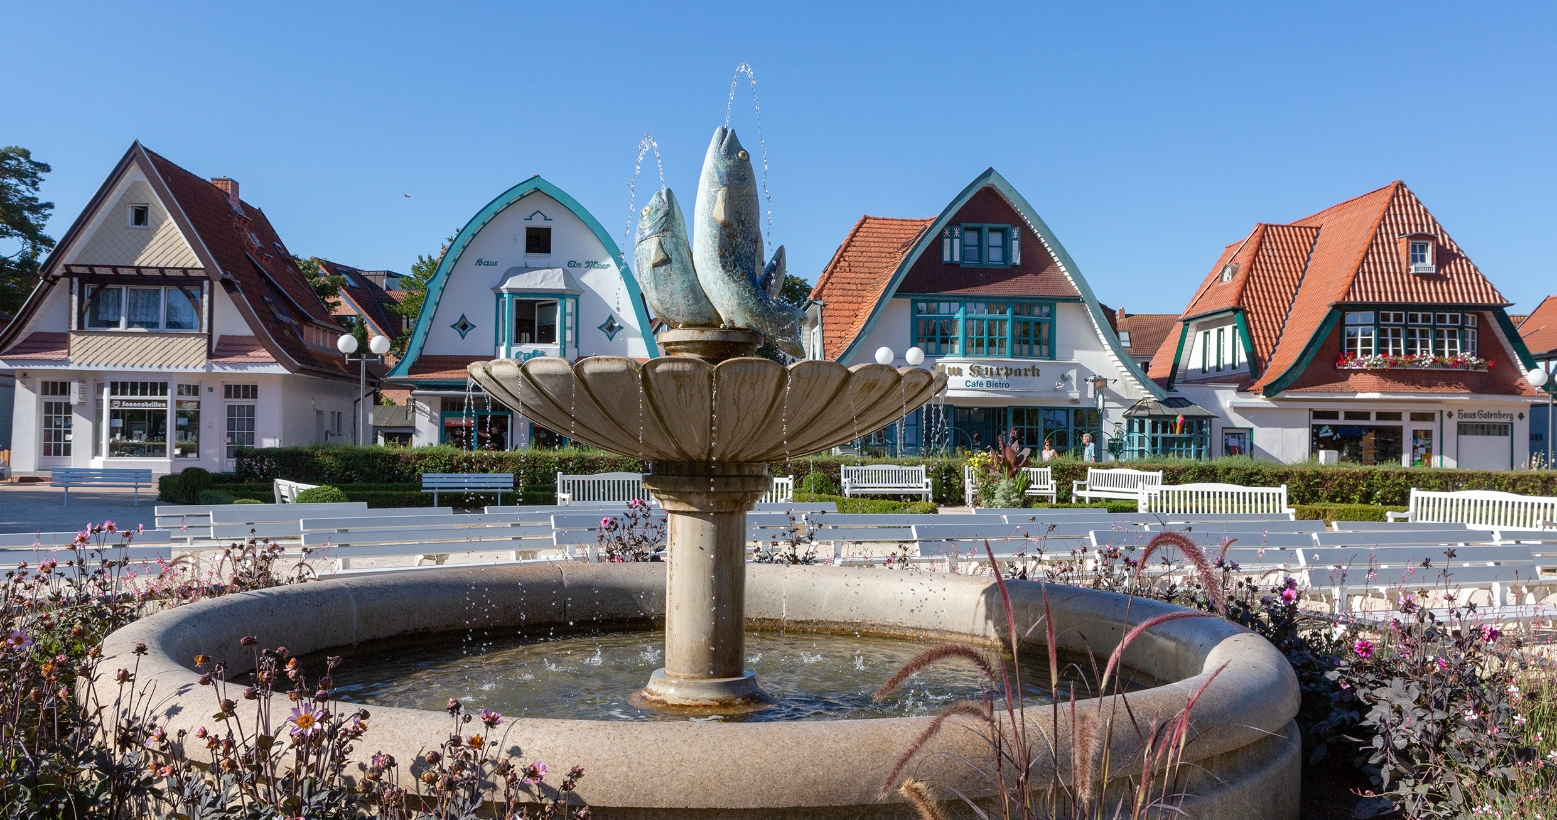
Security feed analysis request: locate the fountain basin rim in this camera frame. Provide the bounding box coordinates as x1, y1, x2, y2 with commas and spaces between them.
96, 564, 1299, 816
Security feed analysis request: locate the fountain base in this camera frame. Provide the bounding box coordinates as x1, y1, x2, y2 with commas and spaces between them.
629, 668, 776, 714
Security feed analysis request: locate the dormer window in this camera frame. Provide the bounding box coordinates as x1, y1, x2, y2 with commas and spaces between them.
1408, 239, 1436, 274
129, 204, 149, 228
1119, 330, 1132, 348
525, 227, 552, 255
946, 225, 1019, 267
1219, 263, 1237, 283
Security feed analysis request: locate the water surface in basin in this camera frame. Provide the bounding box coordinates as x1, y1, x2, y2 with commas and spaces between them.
314, 623, 1142, 722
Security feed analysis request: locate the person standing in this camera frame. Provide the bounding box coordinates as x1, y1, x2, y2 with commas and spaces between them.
1082, 433, 1097, 463
1041, 440, 1057, 461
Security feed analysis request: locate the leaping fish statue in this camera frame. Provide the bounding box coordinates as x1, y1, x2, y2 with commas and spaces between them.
633, 188, 723, 328
692, 126, 806, 357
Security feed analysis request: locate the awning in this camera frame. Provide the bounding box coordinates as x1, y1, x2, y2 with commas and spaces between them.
1123, 396, 1215, 418
492, 267, 583, 294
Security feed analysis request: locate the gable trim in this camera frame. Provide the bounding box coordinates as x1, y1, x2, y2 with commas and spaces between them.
1262, 308, 1342, 397
389, 176, 656, 380
836, 168, 1165, 399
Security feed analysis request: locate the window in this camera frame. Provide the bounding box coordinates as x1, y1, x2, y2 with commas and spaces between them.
224, 384, 258, 400
1118, 330, 1132, 348
513, 299, 559, 345
41, 381, 72, 458
1215, 327, 1225, 371
226, 404, 255, 458
129, 204, 150, 228
79, 283, 202, 331
964, 303, 1008, 357
986, 229, 1006, 264
914, 302, 960, 356
108, 381, 169, 458
1376, 411, 1403, 421
1344, 411, 1371, 420
961, 229, 980, 264
1222, 428, 1251, 457
1343, 311, 1375, 357
175, 384, 199, 459
330, 411, 343, 437
525, 227, 552, 255
1219, 264, 1237, 283
1465, 314, 1478, 357
1200, 330, 1210, 372
1310, 410, 1340, 420
1409, 240, 1435, 273
1410, 411, 1436, 422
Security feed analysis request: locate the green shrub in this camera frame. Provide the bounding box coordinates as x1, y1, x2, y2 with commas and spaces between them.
799, 472, 838, 495
294, 485, 348, 504
985, 478, 1026, 509
793, 493, 937, 514
196, 488, 235, 505
157, 474, 181, 502
1294, 503, 1408, 523
234, 498, 263, 504
176, 467, 212, 503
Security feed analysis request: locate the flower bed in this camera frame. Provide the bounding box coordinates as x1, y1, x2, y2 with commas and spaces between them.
1336, 352, 1493, 371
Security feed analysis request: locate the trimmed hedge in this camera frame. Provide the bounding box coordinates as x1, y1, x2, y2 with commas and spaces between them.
1295, 503, 1409, 523
229, 446, 1557, 508
792, 493, 937, 515
294, 485, 348, 504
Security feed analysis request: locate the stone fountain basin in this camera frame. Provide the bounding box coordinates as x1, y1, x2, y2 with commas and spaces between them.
97, 565, 1299, 819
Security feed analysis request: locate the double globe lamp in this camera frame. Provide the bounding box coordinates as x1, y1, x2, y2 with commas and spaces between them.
338, 333, 392, 446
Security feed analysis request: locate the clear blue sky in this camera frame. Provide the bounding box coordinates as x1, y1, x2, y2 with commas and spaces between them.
8, 1, 1556, 314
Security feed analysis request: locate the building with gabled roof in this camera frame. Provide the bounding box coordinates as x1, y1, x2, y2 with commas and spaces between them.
806, 168, 1174, 458
0, 143, 359, 475
385, 175, 655, 450
1518, 296, 1557, 466
1148, 181, 1543, 469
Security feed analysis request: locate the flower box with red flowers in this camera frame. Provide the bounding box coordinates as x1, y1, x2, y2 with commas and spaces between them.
1336, 352, 1493, 372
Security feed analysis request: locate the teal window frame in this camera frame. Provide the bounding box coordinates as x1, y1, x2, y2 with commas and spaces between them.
1342, 308, 1478, 360
499, 293, 579, 358
910, 299, 1056, 360
956, 224, 1015, 268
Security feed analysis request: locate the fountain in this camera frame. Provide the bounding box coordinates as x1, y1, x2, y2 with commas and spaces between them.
95, 122, 1301, 817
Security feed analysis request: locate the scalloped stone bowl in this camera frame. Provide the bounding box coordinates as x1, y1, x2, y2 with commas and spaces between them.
467, 356, 948, 462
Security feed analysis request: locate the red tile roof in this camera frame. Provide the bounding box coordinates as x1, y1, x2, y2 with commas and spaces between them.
211, 335, 277, 364
0, 332, 68, 360
1114, 312, 1178, 361
810, 216, 932, 361
406, 355, 486, 381
144, 149, 351, 379
317, 258, 406, 342
1520, 296, 1557, 358
1151, 181, 1519, 396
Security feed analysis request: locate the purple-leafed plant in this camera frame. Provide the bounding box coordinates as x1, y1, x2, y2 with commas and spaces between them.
596, 499, 665, 562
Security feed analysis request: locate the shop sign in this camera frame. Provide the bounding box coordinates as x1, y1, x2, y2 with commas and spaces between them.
566, 260, 613, 270
110, 399, 167, 410
1454, 409, 1516, 422
933, 359, 1069, 394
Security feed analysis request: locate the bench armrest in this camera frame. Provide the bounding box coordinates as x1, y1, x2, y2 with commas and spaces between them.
1385, 511, 1409, 522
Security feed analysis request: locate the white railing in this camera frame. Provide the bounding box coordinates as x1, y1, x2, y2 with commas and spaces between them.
1388, 489, 1557, 530
1139, 483, 1294, 517
841, 465, 932, 501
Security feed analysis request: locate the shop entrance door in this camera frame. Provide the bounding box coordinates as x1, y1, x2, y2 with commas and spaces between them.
1457, 422, 1512, 470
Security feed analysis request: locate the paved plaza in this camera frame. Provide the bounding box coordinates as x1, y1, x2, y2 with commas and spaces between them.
0, 484, 159, 535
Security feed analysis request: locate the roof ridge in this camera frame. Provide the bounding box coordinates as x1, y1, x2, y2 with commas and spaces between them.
1290, 180, 1401, 226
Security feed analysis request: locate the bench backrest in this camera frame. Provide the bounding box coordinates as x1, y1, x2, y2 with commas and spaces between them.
1093, 529, 1318, 550
1330, 521, 1471, 532
1085, 468, 1164, 491
1301, 544, 1534, 568
1314, 529, 1498, 547
1145, 520, 1324, 534
421, 473, 515, 490
274, 479, 319, 503
52, 468, 152, 482
0, 529, 180, 549
208, 502, 367, 524
1140, 483, 1290, 516
1022, 467, 1055, 488
1406, 489, 1557, 529
841, 465, 927, 485
557, 472, 652, 504
763, 476, 794, 504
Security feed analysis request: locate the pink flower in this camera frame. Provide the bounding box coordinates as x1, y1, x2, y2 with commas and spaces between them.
103, 520, 116, 532
1353, 639, 1374, 659
629, 498, 644, 509
1480, 625, 1501, 643
289, 703, 324, 738
1280, 587, 1298, 603
522, 761, 548, 784
5, 630, 32, 651
1436, 657, 1448, 670
478, 708, 503, 728
600, 517, 613, 528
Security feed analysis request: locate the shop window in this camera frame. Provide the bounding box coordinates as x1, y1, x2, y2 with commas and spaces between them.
530, 424, 567, 450
108, 381, 170, 458
525, 226, 552, 255
129, 204, 150, 228
441, 396, 513, 451
1411, 430, 1434, 467
1311, 421, 1403, 465
1311, 410, 1340, 420
79, 283, 201, 331
1410, 411, 1436, 422
1222, 428, 1251, 457
513, 299, 559, 345
381, 431, 413, 447
1376, 411, 1403, 421
174, 384, 200, 459
1344, 411, 1371, 420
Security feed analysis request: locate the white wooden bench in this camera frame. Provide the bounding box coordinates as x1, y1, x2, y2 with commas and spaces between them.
51, 467, 154, 506
1387, 488, 1557, 530
764, 476, 794, 504
557, 472, 654, 505
1139, 483, 1295, 517
301, 513, 559, 568
274, 478, 320, 503
840, 465, 932, 501
421, 473, 515, 506
963, 466, 1057, 506
1071, 468, 1163, 504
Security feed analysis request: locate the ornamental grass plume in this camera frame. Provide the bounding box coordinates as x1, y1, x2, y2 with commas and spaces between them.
1137, 530, 1225, 614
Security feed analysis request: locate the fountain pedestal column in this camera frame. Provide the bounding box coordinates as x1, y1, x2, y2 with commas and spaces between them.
634, 461, 774, 712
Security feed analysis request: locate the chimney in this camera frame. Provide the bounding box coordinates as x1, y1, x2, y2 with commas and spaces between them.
1116, 307, 1127, 320
211, 177, 241, 210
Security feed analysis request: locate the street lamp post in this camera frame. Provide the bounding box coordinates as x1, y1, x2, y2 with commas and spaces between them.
1530, 366, 1554, 469
1089, 375, 1111, 462
339, 334, 392, 447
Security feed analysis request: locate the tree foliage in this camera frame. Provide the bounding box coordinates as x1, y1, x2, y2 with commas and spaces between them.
390, 232, 456, 356
293, 256, 347, 312
0, 147, 55, 316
